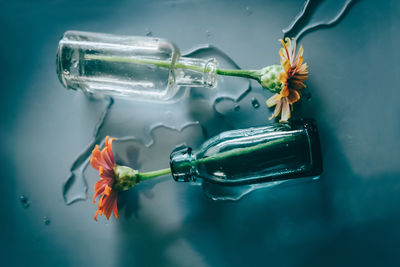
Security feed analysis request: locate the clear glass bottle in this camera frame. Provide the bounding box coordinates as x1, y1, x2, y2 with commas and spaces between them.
56, 31, 218, 100
170, 119, 323, 185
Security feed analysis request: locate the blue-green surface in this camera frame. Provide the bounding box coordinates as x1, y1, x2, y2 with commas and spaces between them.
1, 0, 400, 266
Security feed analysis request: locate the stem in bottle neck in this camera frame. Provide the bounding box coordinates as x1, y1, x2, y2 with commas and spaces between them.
173, 57, 218, 88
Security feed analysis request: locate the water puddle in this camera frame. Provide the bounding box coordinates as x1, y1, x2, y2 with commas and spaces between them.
283, 0, 358, 41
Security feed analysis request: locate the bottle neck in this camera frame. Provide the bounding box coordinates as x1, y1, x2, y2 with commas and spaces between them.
169, 145, 196, 182
173, 57, 218, 88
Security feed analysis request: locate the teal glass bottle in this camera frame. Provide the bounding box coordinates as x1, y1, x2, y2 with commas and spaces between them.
170, 119, 323, 185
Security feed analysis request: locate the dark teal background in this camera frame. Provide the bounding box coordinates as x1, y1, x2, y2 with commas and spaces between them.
1, 0, 400, 266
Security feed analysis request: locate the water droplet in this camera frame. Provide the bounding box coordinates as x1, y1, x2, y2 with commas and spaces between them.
245, 6, 253, 15
43, 216, 51, 225
206, 30, 211, 38
234, 104, 240, 111
19, 195, 30, 209
251, 97, 260, 108
72, 59, 78, 68
304, 92, 312, 101
145, 28, 153, 36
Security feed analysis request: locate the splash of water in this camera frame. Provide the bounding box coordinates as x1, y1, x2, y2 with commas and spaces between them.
283, 0, 358, 41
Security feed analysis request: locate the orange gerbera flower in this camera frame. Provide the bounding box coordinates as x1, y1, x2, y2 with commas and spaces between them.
90, 136, 119, 221
267, 37, 308, 122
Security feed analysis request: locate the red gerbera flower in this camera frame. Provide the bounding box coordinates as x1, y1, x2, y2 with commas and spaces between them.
90, 136, 119, 221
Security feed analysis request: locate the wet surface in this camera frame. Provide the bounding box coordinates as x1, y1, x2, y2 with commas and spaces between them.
282, 0, 358, 41
62, 44, 251, 204
1, 0, 400, 266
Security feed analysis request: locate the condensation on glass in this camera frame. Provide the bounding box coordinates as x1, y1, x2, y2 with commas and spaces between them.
56, 31, 218, 100
170, 119, 323, 185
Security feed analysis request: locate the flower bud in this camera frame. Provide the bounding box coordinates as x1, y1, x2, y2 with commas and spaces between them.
259, 64, 283, 93
113, 165, 139, 191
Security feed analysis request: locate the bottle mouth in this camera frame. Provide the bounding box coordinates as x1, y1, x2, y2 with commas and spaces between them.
204, 58, 218, 89
169, 145, 196, 182
174, 57, 218, 89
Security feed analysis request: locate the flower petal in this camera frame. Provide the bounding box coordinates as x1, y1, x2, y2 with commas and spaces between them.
278, 72, 287, 84
113, 201, 119, 219
90, 145, 102, 170
279, 47, 286, 61
290, 80, 306, 90
106, 136, 115, 163
296, 63, 308, 75
101, 147, 113, 170
102, 193, 117, 220
287, 90, 301, 104
280, 86, 289, 97
282, 59, 291, 73
280, 98, 291, 122
269, 97, 283, 120
94, 210, 100, 221
293, 45, 304, 66
266, 94, 281, 107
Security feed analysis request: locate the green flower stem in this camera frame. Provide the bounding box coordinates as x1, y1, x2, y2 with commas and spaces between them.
137, 167, 172, 181
178, 133, 301, 170
215, 69, 261, 82
85, 54, 205, 73
113, 166, 172, 191
84, 54, 262, 83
